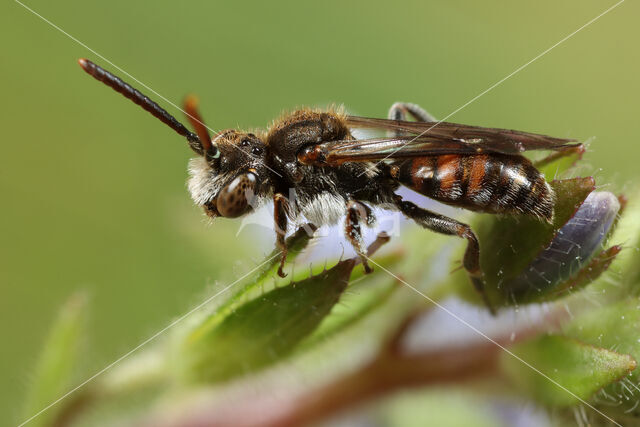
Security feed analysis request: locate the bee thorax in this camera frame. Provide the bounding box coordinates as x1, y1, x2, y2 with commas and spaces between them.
295, 192, 347, 226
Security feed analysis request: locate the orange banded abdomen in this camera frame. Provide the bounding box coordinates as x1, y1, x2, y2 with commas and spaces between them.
396, 153, 554, 221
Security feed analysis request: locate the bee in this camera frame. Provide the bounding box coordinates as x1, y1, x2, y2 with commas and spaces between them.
78, 59, 582, 312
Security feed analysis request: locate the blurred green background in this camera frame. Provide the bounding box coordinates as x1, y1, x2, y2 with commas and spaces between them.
1, 0, 638, 424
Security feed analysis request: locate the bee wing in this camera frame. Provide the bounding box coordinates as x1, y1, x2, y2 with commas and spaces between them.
313, 133, 581, 165
314, 136, 479, 165
344, 116, 579, 155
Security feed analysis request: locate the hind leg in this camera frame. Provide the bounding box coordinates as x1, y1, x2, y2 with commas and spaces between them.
388, 102, 436, 122
395, 196, 496, 314
533, 145, 586, 169
388, 102, 437, 137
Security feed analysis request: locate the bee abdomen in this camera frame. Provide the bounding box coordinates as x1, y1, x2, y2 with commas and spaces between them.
397, 154, 554, 221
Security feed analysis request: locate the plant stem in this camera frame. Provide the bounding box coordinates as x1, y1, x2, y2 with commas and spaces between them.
269, 340, 500, 427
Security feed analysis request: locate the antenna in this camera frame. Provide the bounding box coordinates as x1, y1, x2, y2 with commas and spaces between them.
78, 58, 205, 155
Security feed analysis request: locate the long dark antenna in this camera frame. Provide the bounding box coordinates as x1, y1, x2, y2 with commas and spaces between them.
78, 58, 204, 155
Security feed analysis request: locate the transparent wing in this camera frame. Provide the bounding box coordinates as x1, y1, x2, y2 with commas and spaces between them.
343, 115, 578, 155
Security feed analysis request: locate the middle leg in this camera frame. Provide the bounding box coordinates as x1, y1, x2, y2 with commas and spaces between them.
273, 192, 290, 277
344, 199, 375, 274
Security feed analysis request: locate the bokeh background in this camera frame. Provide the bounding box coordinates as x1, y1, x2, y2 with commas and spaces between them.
1, 0, 638, 424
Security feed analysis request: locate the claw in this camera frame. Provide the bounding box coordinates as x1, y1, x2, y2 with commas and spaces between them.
277, 267, 287, 278
470, 276, 496, 315
277, 254, 288, 278
362, 260, 373, 274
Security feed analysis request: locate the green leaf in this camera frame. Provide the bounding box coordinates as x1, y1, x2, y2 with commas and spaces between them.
502, 334, 636, 407
22, 293, 88, 427
299, 256, 401, 350
179, 258, 357, 383
187, 225, 315, 343
564, 299, 640, 418
565, 299, 640, 382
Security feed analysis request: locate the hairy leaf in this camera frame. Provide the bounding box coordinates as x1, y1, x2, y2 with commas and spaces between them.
299, 268, 399, 350
187, 225, 315, 342
179, 258, 356, 383
502, 335, 636, 407
565, 299, 640, 383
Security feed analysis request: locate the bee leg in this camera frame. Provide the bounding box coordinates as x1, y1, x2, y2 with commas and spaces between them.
388, 102, 437, 136
274, 192, 290, 278
532, 145, 586, 169
395, 198, 496, 314
345, 199, 374, 274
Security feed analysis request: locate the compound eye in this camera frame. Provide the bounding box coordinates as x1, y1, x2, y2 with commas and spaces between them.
216, 173, 257, 218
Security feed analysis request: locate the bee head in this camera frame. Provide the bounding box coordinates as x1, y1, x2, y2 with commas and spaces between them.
76, 60, 272, 219
188, 130, 270, 219
204, 130, 266, 171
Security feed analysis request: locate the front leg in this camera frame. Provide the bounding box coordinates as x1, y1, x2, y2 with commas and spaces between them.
345, 199, 375, 274
395, 197, 496, 314
273, 192, 290, 277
